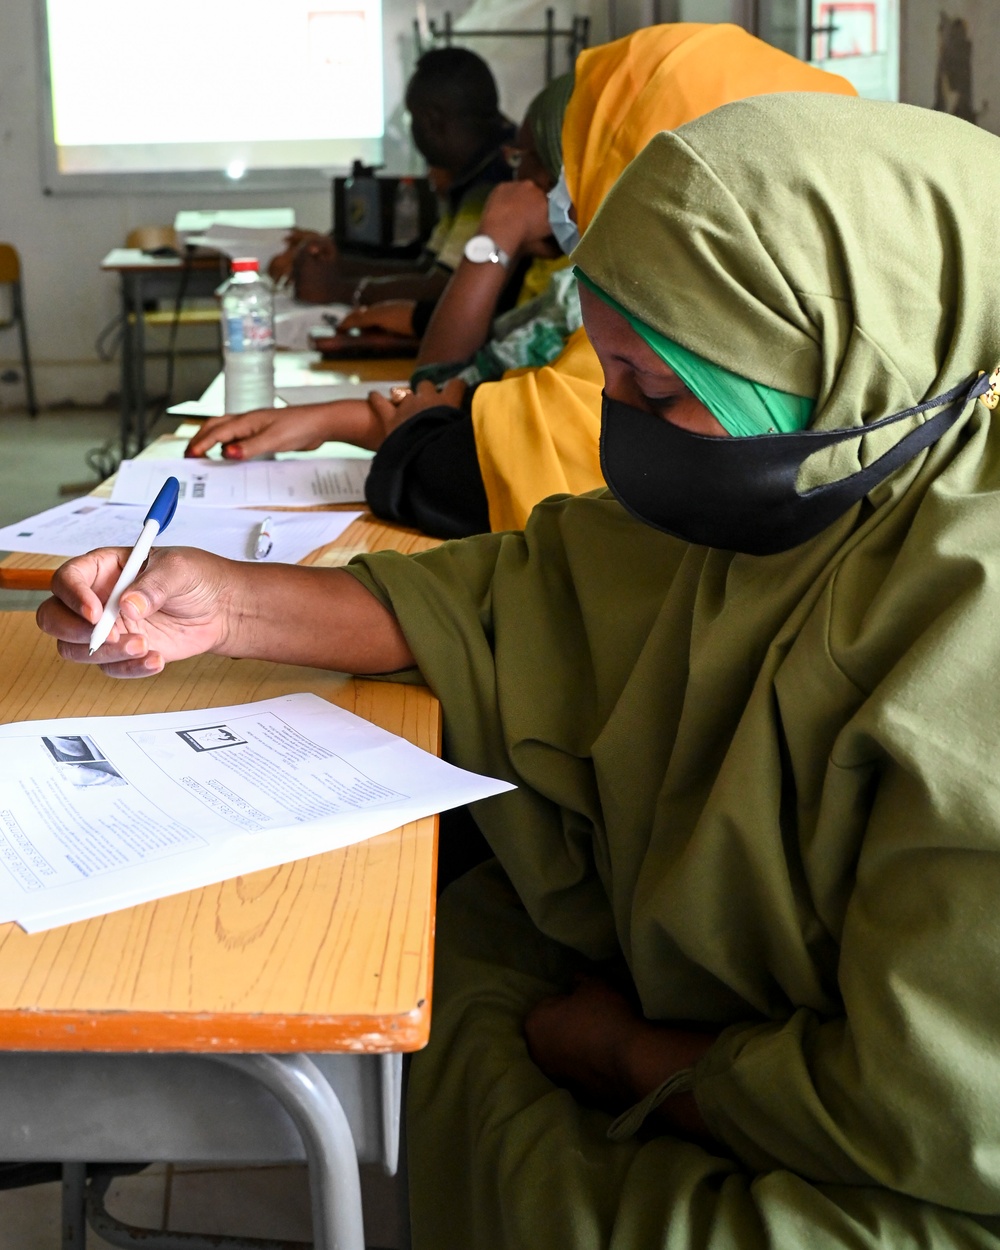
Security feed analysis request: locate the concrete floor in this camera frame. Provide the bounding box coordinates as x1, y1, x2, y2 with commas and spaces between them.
0, 1161, 404, 1249
0, 408, 407, 1248
0, 409, 120, 610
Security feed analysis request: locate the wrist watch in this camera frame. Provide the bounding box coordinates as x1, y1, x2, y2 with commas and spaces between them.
463, 234, 511, 269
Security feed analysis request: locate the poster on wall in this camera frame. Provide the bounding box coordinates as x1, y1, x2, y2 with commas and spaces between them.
808, 0, 900, 101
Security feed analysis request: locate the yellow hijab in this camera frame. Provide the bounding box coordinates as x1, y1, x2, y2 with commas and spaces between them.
471, 23, 856, 532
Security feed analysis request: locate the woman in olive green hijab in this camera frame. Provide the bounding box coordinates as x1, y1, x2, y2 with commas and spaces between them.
37, 94, 1000, 1246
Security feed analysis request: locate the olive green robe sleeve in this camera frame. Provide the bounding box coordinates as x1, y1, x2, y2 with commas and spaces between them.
693, 481, 1000, 1211
346, 494, 690, 962
347, 480, 1000, 1216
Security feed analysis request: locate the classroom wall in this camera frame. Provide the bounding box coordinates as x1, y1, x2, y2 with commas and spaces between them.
0, 1, 333, 409
901, 0, 998, 132
5, 0, 961, 412
0, 0, 641, 412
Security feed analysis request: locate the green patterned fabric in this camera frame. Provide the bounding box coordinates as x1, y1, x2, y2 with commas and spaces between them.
347, 93, 1000, 1248
412, 266, 582, 389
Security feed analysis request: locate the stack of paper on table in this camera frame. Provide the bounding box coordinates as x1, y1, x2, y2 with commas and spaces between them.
168, 374, 408, 420
0, 499, 363, 564
179, 223, 291, 272
274, 293, 351, 351
0, 693, 514, 933
144, 423, 371, 467
111, 458, 370, 508
174, 208, 295, 240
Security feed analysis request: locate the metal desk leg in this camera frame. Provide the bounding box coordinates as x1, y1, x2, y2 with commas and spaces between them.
132, 272, 149, 451
119, 273, 136, 459
14, 281, 38, 416
61, 1161, 87, 1250
218, 1055, 366, 1250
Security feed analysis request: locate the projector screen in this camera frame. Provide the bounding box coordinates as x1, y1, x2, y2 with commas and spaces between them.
39, 0, 385, 191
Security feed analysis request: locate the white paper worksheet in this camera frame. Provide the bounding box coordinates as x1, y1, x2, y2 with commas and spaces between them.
138, 423, 373, 466
111, 458, 371, 507
0, 499, 363, 564
0, 693, 514, 933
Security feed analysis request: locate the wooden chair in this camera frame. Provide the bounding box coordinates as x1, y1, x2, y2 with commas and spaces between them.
0, 243, 38, 416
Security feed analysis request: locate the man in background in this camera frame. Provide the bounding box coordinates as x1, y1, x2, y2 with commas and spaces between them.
275, 47, 517, 321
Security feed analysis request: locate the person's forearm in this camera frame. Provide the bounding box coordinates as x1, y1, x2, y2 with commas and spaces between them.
620, 1023, 714, 1139
335, 255, 435, 279
221, 564, 415, 673
417, 258, 510, 366
358, 267, 450, 305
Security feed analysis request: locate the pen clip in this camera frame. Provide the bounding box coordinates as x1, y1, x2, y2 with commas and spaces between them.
145, 477, 180, 533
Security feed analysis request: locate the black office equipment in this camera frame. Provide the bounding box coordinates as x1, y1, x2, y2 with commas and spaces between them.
332, 163, 438, 259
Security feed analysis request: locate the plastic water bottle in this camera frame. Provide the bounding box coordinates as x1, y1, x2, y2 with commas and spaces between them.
220, 258, 275, 414
391, 177, 421, 248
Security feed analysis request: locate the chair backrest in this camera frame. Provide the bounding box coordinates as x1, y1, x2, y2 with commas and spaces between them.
126, 225, 179, 253
0, 244, 21, 285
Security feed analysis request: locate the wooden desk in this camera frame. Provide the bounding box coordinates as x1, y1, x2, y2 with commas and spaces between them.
0, 611, 440, 1248
189, 349, 413, 416
0, 509, 438, 592
101, 248, 227, 458
0, 414, 439, 592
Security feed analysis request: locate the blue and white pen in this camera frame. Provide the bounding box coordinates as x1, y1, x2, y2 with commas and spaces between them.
88, 476, 180, 655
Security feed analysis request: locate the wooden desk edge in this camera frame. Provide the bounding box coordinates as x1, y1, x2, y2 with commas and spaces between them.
1, 515, 439, 592
0, 561, 58, 591
0, 1005, 430, 1053
0, 620, 441, 1053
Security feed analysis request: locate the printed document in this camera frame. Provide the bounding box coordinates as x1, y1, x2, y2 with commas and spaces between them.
0, 693, 514, 932
0, 499, 362, 564
168, 376, 406, 419
111, 458, 370, 507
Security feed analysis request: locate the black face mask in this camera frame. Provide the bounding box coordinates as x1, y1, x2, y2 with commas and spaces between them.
600, 372, 989, 556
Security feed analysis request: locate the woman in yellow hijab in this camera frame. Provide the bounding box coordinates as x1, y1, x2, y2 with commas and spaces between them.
472, 22, 855, 531
186, 25, 854, 537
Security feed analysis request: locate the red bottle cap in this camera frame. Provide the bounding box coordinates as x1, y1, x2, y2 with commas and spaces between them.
232, 258, 259, 272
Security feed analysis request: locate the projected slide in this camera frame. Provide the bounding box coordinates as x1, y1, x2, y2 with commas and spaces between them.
44, 0, 384, 176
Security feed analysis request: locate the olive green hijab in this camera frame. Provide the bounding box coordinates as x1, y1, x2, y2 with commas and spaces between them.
349, 95, 1000, 1244
574, 93, 1000, 450
525, 71, 574, 183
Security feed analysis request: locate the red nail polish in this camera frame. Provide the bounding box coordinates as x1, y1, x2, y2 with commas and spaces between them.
223, 443, 244, 460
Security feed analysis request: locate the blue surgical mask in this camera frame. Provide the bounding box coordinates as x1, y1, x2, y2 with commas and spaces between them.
547, 168, 580, 255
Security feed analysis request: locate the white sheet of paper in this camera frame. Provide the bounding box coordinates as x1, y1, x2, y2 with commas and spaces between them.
182, 224, 291, 271
147, 425, 372, 465
274, 295, 350, 351
174, 208, 295, 235
0, 499, 362, 564
111, 458, 370, 507
166, 397, 289, 419
168, 376, 407, 419
276, 383, 409, 406
0, 693, 514, 932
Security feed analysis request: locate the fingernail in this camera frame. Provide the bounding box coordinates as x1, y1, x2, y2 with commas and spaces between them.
120, 592, 146, 617
125, 637, 146, 657
143, 656, 163, 673
223, 443, 244, 460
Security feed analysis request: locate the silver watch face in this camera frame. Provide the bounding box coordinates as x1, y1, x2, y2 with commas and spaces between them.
465, 234, 501, 264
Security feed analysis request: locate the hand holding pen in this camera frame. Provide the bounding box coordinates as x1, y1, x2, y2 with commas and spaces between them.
88, 477, 180, 654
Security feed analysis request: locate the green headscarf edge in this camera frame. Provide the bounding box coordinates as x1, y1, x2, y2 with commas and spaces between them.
575, 269, 814, 438
526, 73, 575, 183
